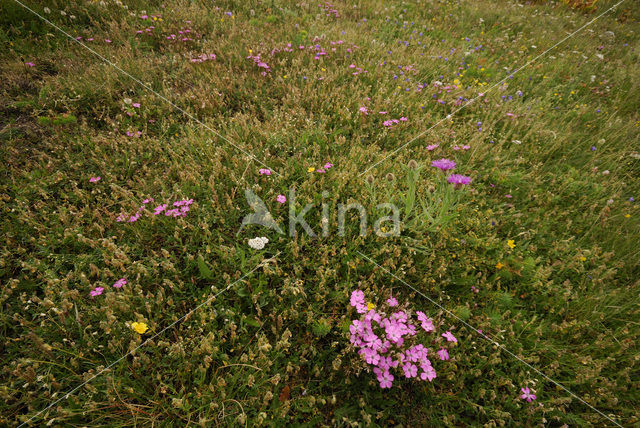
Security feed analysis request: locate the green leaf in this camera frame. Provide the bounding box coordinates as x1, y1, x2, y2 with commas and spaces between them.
197, 254, 214, 279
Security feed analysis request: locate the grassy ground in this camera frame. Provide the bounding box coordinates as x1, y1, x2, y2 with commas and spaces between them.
1, 0, 639, 426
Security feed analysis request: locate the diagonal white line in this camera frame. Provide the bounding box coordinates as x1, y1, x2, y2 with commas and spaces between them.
359, 0, 627, 176
12, 0, 280, 176
18, 257, 272, 427
357, 250, 622, 427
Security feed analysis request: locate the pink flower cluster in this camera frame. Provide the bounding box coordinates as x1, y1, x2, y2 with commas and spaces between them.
314, 162, 334, 173
349, 290, 457, 389
166, 26, 196, 42
135, 26, 155, 36
348, 64, 368, 76
90, 278, 127, 297
116, 197, 193, 222
247, 54, 271, 76
153, 198, 194, 217
383, 116, 408, 128
318, 2, 339, 17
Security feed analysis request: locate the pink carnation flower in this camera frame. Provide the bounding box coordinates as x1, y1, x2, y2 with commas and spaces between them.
520, 387, 537, 402
113, 278, 127, 288
442, 331, 457, 343
90, 286, 104, 297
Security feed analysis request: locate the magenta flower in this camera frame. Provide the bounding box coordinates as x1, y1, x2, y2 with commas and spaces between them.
25, 62, 35, 67
259, 168, 272, 176
447, 174, 472, 186
276, 194, 286, 203
324, 162, 334, 169
420, 363, 437, 381
402, 362, 418, 378
132, 102, 141, 108
378, 370, 394, 388
113, 278, 127, 288
442, 331, 457, 343
90, 286, 104, 297
349, 289, 457, 390
359, 106, 369, 115
153, 204, 167, 215
416, 311, 435, 332
520, 387, 537, 402
350, 290, 365, 307
431, 158, 456, 171
437, 348, 449, 361
426, 144, 439, 151
89, 176, 101, 183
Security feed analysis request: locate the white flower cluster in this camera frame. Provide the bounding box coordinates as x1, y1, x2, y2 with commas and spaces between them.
248, 236, 269, 250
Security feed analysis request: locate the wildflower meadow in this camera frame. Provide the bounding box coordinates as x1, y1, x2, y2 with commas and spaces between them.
1, 0, 639, 426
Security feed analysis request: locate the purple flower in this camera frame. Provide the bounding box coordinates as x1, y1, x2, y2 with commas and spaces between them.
431, 158, 456, 171
386, 295, 398, 307
89, 176, 101, 183
447, 174, 472, 186
276, 194, 286, 203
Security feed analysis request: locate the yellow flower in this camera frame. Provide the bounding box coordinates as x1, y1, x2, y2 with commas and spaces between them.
307, 167, 315, 173
624, 214, 631, 218
367, 302, 375, 311
579, 256, 586, 262
507, 239, 515, 249
131, 322, 148, 334
496, 262, 504, 269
